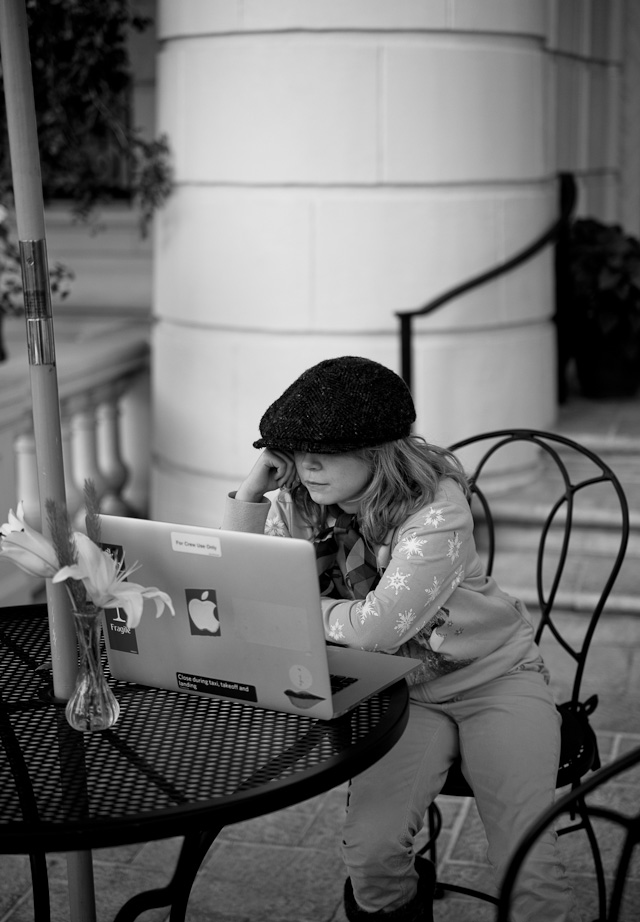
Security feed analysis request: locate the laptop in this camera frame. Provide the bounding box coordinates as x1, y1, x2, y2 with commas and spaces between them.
99, 515, 421, 720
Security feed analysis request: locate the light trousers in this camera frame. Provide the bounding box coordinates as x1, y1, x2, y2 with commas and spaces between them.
342, 670, 581, 921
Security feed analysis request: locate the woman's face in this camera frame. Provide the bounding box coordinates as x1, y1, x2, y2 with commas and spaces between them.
294, 451, 371, 513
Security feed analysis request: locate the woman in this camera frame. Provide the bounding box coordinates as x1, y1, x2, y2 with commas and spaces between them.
222, 355, 578, 922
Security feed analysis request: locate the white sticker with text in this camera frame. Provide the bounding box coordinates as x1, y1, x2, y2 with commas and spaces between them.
171, 532, 222, 557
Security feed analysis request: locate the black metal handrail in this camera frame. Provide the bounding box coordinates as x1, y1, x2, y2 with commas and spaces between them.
396, 173, 577, 391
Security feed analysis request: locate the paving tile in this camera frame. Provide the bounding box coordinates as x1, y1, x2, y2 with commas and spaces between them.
447, 803, 490, 868
124, 834, 184, 868
299, 788, 350, 848
4, 858, 172, 922
431, 796, 467, 830
561, 776, 640, 861
589, 698, 640, 734
594, 731, 621, 763
432, 893, 496, 921
413, 796, 465, 860
218, 800, 322, 848
628, 649, 640, 702
616, 735, 640, 767
89, 840, 150, 865
537, 611, 640, 648
415, 830, 454, 865
432, 864, 497, 920
0, 855, 41, 919
618, 880, 640, 922
186, 839, 345, 922
218, 787, 347, 849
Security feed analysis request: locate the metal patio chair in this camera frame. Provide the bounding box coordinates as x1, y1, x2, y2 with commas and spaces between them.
497, 743, 640, 921
416, 429, 630, 919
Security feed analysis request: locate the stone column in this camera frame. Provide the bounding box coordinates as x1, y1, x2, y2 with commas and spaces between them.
152, 0, 555, 526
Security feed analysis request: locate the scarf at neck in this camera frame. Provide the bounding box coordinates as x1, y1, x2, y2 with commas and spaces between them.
313, 510, 381, 600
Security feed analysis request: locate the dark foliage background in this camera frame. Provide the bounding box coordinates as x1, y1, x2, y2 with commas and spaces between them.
0, 0, 172, 234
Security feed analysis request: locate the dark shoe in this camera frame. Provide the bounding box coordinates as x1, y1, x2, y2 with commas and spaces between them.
343, 858, 435, 922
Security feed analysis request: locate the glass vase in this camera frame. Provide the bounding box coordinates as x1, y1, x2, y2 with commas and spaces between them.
65, 607, 120, 731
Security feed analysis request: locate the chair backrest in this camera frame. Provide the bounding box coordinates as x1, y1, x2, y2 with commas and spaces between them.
448, 429, 630, 708
496, 744, 640, 922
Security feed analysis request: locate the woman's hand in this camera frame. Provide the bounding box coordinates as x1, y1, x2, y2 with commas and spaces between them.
235, 450, 297, 503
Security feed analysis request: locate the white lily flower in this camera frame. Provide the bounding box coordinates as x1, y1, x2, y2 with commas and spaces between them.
53, 532, 175, 629
0, 501, 59, 578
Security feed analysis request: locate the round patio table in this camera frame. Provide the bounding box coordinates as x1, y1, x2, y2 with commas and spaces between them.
0, 604, 410, 921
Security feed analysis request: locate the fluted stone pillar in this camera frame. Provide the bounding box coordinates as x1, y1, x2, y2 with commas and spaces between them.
152, 0, 556, 526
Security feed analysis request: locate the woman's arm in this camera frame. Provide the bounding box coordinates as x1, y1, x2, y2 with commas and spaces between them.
222, 450, 297, 534
235, 449, 297, 503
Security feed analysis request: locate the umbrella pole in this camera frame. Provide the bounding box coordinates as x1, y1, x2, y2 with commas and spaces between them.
0, 0, 77, 701
0, 3, 96, 920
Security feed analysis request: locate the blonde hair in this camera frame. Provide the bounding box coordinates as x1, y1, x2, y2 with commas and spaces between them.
291, 435, 470, 546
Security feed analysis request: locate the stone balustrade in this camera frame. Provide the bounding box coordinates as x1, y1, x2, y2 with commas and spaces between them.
0, 317, 150, 605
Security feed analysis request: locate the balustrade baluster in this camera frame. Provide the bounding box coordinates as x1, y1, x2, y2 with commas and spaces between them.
96, 385, 132, 516
68, 398, 108, 530
14, 428, 41, 529
12, 428, 45, 602
119, 371, 150, 518
61, 413, 83, 523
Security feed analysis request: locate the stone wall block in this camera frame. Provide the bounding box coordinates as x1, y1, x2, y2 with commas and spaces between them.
384, 38, 546, 182
159, 38, 379, 184
315, 185, 555, 328
159, 0, 547, 38
154, 188, 313, 326
411, 323, 557, 449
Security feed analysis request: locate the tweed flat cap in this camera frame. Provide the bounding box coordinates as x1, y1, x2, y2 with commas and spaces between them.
253, 356, 416, 453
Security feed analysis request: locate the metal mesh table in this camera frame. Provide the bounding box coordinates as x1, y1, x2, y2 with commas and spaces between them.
0, 604, 410, 920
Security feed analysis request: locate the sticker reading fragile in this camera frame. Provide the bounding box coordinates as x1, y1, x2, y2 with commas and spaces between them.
100, 542, 139, 654
176, 672, 257, 702
171, 532, 221, 557
103, 607, 139, 654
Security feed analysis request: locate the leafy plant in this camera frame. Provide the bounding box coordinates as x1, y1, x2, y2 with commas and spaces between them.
0, 204, 74, 320
0, 0, 173, 361
567, 218, 640, 396
569, 219, 640, 339
0, 0, 173, 234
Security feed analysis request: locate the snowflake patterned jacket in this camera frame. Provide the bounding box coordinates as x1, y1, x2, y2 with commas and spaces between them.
221, 478, 548, 702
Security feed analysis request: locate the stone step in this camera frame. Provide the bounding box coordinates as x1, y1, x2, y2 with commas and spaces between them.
488, 548, 639, 617
469, 434, 640, 617
480, 499, 640, 556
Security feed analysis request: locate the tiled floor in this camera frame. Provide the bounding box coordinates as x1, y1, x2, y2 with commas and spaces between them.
1, 392, 639, 922
2, 728, 639, 921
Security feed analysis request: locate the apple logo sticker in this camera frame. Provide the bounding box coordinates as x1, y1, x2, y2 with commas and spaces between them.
186, 589, 220, 636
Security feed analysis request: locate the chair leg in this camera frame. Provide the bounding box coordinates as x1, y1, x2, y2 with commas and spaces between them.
415, 804, 444, 898
558, 796, 607, 922
415, 803, 441, 863
29, 851, 51, 922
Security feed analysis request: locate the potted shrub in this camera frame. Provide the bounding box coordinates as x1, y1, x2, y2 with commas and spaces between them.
567, 218, 640, 398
